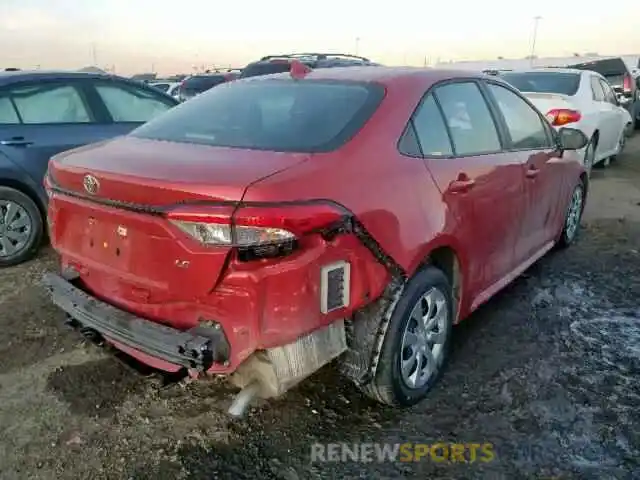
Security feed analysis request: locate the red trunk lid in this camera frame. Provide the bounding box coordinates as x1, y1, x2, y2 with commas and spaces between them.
47, 136, 309, 306
49, 136, 309, 205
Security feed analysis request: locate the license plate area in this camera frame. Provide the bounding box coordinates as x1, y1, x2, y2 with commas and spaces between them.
83, 216, 133, 267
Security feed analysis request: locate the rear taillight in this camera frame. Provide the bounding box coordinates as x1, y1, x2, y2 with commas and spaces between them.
166, 203, 346, 256
545, 108, 582, 126
623, 74, 632, 92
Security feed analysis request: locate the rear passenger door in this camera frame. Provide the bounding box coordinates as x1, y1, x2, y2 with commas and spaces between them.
0, 80, 110, 199
599, 78, 626, 150
483, 80, 564, 265
589, 76, 617, 154
406, 80, 526, 304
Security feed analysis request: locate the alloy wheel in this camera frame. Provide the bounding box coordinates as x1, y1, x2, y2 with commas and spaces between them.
0, 200, 32, 258
400, 287, 449, 389
564, 185, 584, 243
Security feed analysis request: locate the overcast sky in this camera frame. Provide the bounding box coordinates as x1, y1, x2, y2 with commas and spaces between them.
0, 0, 638, 75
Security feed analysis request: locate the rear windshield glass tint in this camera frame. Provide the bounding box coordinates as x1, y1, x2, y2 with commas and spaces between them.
500, 72, 581, 96
239, 63, 293, 78
568, 59, 627, 78
131, 80, 384, 153
182, 76, 227, 91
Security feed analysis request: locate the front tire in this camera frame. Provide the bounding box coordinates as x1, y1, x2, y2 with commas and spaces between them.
0, 187, 43, 267
557, 181, 585, 249
363, 266, 454, 406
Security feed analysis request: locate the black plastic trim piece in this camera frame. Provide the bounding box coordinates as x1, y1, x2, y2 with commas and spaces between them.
41, 272, 230, 371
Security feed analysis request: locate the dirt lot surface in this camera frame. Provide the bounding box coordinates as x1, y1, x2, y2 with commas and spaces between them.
1, 139, 640, 480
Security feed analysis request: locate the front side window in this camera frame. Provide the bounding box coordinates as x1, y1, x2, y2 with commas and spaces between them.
94, 82, 174, 122
487, 83, 552, 150
434, 82, 501, 155
6, 84, 91, 124
132, 79, 384, 152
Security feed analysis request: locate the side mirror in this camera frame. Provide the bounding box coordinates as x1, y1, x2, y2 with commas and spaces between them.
558, 127, 588, 151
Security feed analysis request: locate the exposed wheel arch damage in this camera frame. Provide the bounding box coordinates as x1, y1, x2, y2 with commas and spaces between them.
340, 242, 463, 388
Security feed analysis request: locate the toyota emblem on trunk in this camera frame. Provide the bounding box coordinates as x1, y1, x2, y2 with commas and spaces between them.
83, 174, 99, 195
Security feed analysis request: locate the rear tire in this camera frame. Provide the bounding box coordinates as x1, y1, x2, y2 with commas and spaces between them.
557, 180, 585, 249
610, 124, 630, 162
0, 186, 43, 267
362, 266, 454, 406
583, 136, 596, 176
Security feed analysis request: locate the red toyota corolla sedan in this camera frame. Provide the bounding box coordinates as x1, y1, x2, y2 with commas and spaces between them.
42, 65, 588, 415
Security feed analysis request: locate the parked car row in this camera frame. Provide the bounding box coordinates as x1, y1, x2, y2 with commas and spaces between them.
162, 53, 379, 102
495, 67, 633, 174
36, 60, 591, 416
0, 53, 379, 267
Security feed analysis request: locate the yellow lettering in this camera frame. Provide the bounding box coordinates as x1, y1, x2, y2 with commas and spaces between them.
480, 443, 495, 462
430, 443, 448, 462
449, 443, 466, 463
399, 443, 413, 462
467, 443, 481, 463
414, 444, 429, 461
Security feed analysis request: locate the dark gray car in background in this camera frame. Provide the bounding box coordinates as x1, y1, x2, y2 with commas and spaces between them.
568, 57, 640, 128
0, 70, 178, 267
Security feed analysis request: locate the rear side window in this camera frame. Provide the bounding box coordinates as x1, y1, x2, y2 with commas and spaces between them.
590, 77, 605, 101
132, 80, 383, 152
410, 94, 453, 156
94, 82, 174, 122
434, 82, 501, 155
500, 72, 580, 96
487, 83, 552, 150
6, 84, 91, 124
599, 79, 618, 104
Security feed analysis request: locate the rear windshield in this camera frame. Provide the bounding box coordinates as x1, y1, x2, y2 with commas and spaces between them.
131, 79, 384, 153
239, 62, 295, 79
181, 75, 227, 92
568, 58, 628, 82
500, 72, 581, 96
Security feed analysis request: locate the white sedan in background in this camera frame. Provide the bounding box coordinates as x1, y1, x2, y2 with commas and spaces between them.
499, 68, 633, 175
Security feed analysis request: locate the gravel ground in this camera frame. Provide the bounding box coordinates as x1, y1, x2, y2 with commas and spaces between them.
1, 138, 639, 480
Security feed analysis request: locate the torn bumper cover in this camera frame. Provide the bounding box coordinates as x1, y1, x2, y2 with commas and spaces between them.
41, 272, 230, 372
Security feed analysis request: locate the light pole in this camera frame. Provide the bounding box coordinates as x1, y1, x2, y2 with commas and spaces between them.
529, 16, 542, 67
355, 37, 361, 56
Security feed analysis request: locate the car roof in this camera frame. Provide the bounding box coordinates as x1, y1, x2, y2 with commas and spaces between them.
239, 66, 487, 86
502, 68, 586, 75
0, 70, 136, 86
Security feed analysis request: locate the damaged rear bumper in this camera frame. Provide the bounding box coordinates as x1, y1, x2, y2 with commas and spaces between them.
41, 272, 230, 372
